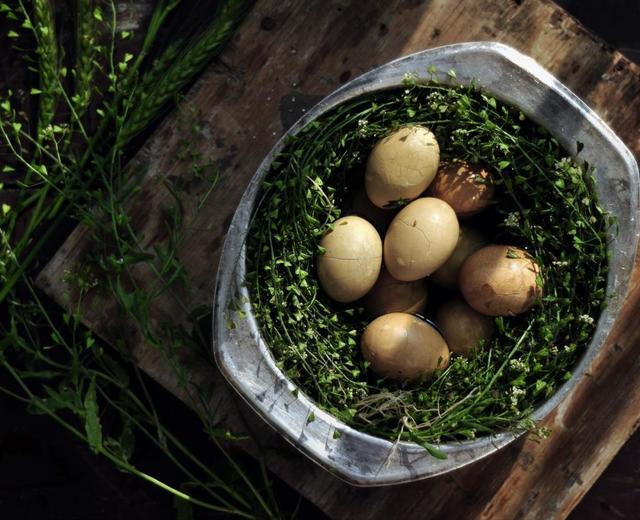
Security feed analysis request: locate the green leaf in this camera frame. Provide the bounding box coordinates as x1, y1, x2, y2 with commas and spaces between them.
35, 385, 81, 414
30, 88, 42, 95
84, 376, 103, 453
7, 30, 19, 38
93, 7, 103, 21
2, 203, 10, 215
423, 442, 447, 459
119, 418, 136, 461
18, 370, 60, 379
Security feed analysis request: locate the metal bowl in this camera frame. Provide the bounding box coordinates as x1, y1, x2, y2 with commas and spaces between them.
213, 42, 639, 486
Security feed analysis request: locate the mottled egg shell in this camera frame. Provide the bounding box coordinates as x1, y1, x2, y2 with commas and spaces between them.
350, 188, 395, 234
384, 197, 459, 281
430, 226, 487, 289
317, 216, 382, 303
365, 125, 440, 208
361, 313, 450, 381
429, 160, 496, 218
436, 297, 495, 356
459, 245, 542, 316
364, 268, 428, 317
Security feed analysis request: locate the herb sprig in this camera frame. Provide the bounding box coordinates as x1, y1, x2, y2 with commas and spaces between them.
0, 0, 292, 516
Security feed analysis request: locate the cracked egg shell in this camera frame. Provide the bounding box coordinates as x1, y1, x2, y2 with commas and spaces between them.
429, 160, 496, 218
361, 313, 450, 381
430, 226, 487, 289
384, 197, 459, 281
436, 297, 495, 356
365, 125, 440, 208
317, 216, 382, 303
364, 268, 428, 317
459, 245, 542, 316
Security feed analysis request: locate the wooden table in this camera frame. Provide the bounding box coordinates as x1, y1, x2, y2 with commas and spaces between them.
37, 1, 640, 518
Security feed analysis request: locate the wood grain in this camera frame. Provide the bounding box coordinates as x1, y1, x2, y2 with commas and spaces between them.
36, 0, 640, 518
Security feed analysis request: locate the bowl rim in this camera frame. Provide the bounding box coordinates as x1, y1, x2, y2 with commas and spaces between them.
212, 41, 640, 486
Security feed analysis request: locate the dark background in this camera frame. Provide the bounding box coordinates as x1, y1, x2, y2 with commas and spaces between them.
1, 1, 639, 518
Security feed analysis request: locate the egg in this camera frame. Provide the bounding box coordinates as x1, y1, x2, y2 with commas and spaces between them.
459, 245, 542, 316
436, 298, 495, 356
350, 188, 395, 234
428, 160, 496, 218
430, 226, 487, 289
365, 125, 440, 208
317, 216, 382, 302
364, 268, 428, 317
361, 313, 450, 381
384, 197, 459, 281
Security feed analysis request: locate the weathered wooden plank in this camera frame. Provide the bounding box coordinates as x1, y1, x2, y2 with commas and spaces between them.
37, 0, 640, 518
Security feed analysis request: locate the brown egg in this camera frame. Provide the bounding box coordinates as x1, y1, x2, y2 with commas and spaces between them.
350, 188, 395, 234
429, 160, 496, 218
364, 269, 428, 317
459, 245, 542, 316
317, 216, 382, 303
430, 226, 487, 289
361, 313, 450, 381
365, 125, 440, 208
436, 298, 495, 356
384, 197, 459, 281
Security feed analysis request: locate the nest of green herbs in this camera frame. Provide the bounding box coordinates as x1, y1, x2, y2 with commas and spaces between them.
246, 78, 610, 446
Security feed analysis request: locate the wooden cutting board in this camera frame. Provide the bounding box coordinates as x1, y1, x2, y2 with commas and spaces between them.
37, 0, 640, 518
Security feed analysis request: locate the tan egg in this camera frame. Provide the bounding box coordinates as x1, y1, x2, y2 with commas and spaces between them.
436, 298, 495, 356
364, 269, 428, 317
365, 125, 440, 208
459, 245, 542, 316
384, 197, 459, 281
361, 313, 450, 381
317, 216, 382, 303
350, 188, 395, 234
429, 160, 496, 218
430, 226, 487, 289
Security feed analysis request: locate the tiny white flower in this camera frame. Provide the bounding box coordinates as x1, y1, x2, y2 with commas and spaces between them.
504, 212, 520, 228
578, 314, 594, 325
509, 359, 529, 373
